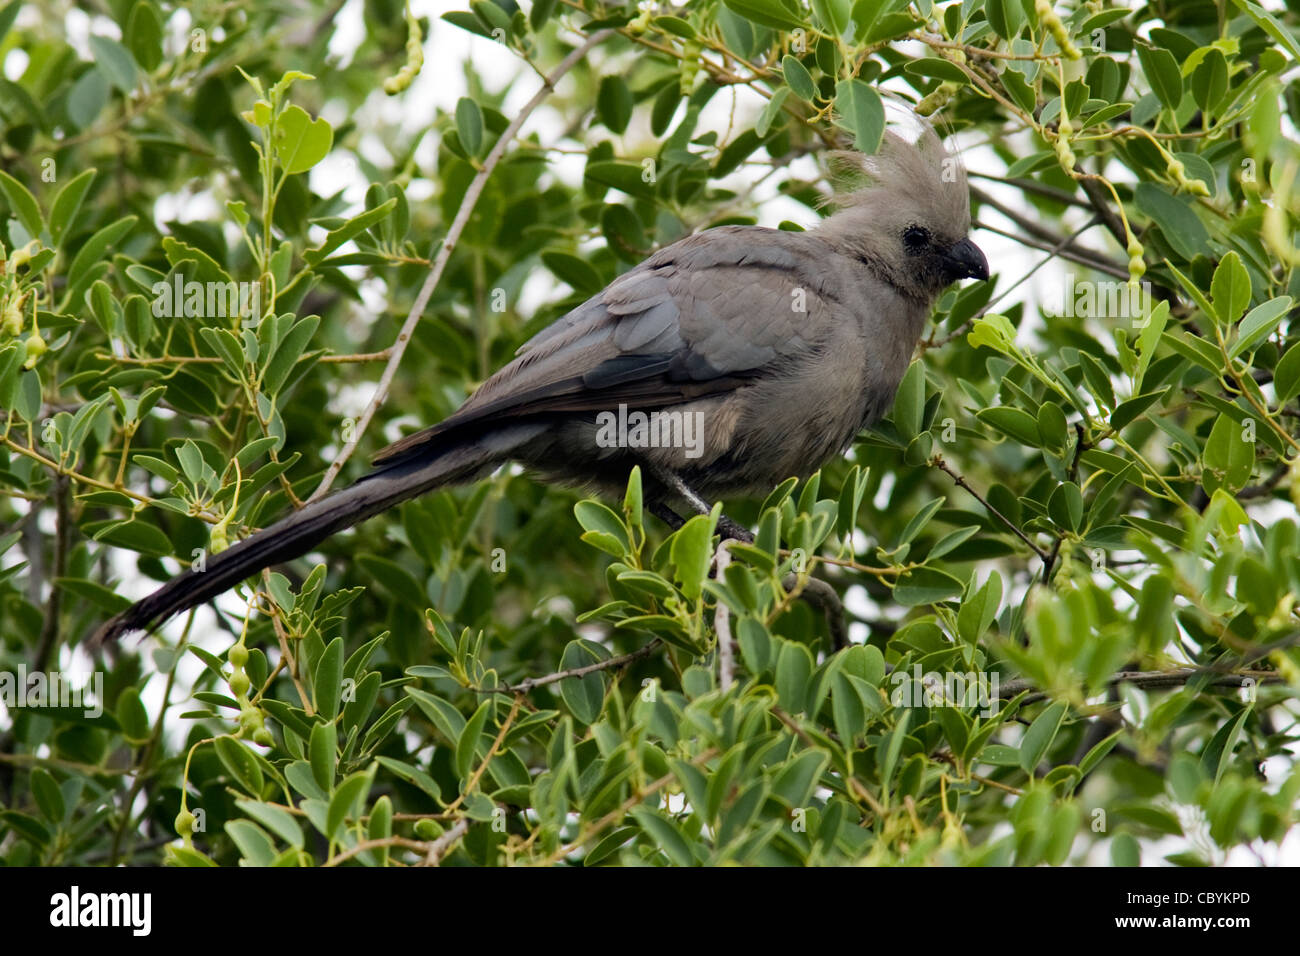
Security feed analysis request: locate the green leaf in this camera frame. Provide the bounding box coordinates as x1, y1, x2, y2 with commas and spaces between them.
898, 496, 944, 546
596, 77, 633, 135
88, 35, 139, 92
1047, 482, 1084, 533
585, 161, 657, 201
1201, 413, 1254, 495
0, 170, 42, 239
1274, 341, 1300, 404
755, 87, 790, 138
987, 0, 1027, 39
0, 1, 20, 47
275, 104, 333, 175
893, 360, 926, 441
54, 577, 132, 614
326, 771, 372, 839
894, 567, 965, 606
65, 215, 137, 308
1019, 701, 1068, 774
652, 15, 696, 38
1210, 251, 1251, 326
455, 97, 484, 157
782, 55, 816, 100
309, 721, 337, 791
126, 0, 165, 71
721, 0, 803, 31
880, 710, 911, 791
671, 512, 716, 602
313, 636, 344, 720
775, 639, 813, 713
812, 0, 850, 36
49, 169, 96, 245
574, 499, 630, 556
68, 68, 110, 128
772, 750, 829, 807
905, 57, 969, 83
629, 806, 696, 865
30, 768, 64, 823
1137, 43, 1182, 110
558, 640, 609, 725
1230, 296, 1290, 358
91, 516, 173, 557
1201, 705, 1252, 785
215, 736, 264, 796
235, 799, 304, 849
833, 78, 885, 154
1233, 0, 1300, 63
198, 327, 244, 376
367, 795, 393, 865
115, 687, 151, 743
302, 199, 395, 266
978, 406, 1042, 446
1190, 49, 1228, 113
456, 698, 493, 780
542, 251, 604, 295
262, 315, 320, 394
225, 820, 276, 866
1134, 184, 1208, 262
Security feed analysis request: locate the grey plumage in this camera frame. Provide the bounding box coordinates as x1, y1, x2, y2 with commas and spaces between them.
94, 119, 988, 644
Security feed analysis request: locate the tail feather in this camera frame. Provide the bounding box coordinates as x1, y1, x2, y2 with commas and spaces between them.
92, 431, 530, 645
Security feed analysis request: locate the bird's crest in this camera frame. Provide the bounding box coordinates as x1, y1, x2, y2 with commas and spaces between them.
821, 109, 970, 234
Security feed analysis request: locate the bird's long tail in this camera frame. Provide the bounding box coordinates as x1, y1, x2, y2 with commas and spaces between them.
92, 427, 537, 645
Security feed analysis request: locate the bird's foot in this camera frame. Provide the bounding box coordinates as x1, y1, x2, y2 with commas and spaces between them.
716, 514, 754, 544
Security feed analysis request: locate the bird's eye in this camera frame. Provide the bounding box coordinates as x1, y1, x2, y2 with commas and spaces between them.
903, 225, 930, 250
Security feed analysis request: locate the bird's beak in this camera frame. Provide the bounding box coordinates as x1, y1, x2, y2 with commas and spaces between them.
941, 237, 990, 282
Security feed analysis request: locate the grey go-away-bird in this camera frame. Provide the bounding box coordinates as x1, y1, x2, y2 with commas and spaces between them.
94, 120, 988, 644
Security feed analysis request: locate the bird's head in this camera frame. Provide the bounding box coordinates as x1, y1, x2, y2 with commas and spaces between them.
816, 119, 988, 302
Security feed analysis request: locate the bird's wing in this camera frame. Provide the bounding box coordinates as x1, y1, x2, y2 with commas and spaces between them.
373, 227, 842, 466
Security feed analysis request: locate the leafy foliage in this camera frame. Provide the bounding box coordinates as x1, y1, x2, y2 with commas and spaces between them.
2, 0, 1300, 866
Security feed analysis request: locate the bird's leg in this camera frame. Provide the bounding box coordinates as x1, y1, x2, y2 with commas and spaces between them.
644, 465, 845, 651
646, 464, 754, 544
782, 574, 849, 651
649, 500, 685, 531
715, 513, 755, 545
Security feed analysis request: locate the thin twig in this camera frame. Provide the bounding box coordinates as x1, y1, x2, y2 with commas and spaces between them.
442, 695, 521, 816
308, 29, 615, 503
714, 540, 735, 691
999, 667, 1282, 705
474, 639, 662, 695
420, 818, 471, 867
931, 454, 1048, 561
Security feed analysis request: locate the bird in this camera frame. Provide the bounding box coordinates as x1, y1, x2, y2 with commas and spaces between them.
93, 118, 988, 645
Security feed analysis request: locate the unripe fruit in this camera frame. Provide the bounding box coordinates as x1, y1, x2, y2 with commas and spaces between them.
22, 331, 46, 369
3, 301, 23, 336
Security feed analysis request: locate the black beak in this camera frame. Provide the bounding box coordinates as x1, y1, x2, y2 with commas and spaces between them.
941, 237, 989, 282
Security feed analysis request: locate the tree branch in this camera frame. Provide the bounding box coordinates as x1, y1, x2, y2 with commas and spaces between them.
475, 638, 662, 695
307, 28, 615, 503
931, 454, 1048, 561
